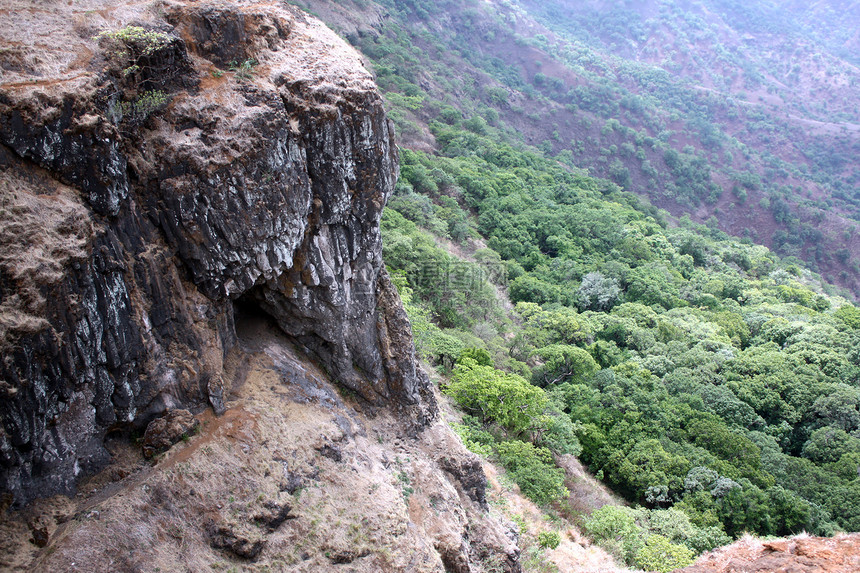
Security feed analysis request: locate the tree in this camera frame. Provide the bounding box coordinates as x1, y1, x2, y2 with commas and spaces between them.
685, 418, 765, 483
583, 506, 709, 570
444, 358, 548, 436
812, 386, 860, 433
802, 426, 860, 464
458, 347, 492, 366
767, 486, 814, 536
698, 385, 765, 429
582, 505, 641, 562
425, 329, 466, 371
634, 535, 695, 573
609, 159, 632, 189
626, 265, 683, 309
532, 344, 598, 387
577, 271, 621, 311
509, 274, 563, 305
684, 467, 719, 494
646, 508, 698, 545
716, 485, 773, 537
606, 439, 689, 502
515, 302, 594, 349
835, 305, 860, 329
495, 440, 569, 505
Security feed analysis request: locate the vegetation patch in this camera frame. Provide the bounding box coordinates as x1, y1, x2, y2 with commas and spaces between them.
379, 52, 860, 565
94, 25, 187, 127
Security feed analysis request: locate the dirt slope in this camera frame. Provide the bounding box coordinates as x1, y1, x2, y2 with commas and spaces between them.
0, 310, 520, 572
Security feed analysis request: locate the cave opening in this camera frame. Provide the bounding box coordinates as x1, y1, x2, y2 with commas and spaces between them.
231, 290, 281, 349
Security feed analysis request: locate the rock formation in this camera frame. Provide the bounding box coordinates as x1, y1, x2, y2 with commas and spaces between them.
141, 409, 200, 458
0, 2, 526, 570
0, 310, 520, 571
679, 532, 860, 573
0, 0, 433, 505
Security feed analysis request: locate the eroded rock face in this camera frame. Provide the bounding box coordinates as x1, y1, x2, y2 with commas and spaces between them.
679, 533, 860, 573
1, 317, 518, 571
142, 409, 200, 458
0, 0, 434, 504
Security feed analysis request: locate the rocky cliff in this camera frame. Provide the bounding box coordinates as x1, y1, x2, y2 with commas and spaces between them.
0, 1, 525, 570
0, 0, 436, 505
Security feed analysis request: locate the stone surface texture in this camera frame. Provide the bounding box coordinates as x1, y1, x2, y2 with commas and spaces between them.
141, 408, 200, 458
0, 0, 433, 505
679, 533, 860, 573
0, 313, 521, 571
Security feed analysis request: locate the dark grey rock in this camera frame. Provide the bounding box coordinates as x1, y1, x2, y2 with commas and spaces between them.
440, 456, 489, 510
254, 501, 295, 531
317, 443, 343, 463
208, 523, 266, 560
0, 1, 435, 506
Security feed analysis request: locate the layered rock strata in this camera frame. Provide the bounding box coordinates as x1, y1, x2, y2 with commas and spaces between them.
0, 0, 434, 505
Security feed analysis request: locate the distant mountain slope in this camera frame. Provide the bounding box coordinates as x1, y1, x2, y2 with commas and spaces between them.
293, 2, 860, 569
300, 0, 860, 298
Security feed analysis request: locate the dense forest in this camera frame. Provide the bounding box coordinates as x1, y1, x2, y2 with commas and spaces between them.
383, 117, 860, 569
296, 0, 860, 570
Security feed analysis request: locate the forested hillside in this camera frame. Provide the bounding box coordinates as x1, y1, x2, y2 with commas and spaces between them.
382, 115, 860, 566
294, 0, 860, 570
302, 0, 860, 298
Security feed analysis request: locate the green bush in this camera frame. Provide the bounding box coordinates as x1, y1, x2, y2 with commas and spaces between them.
94, 26, 176, 125
802, 426, 860, 464
228, 58, 258, 81
686, 526, 732, 554
634, 534, 695, 573
582, 505, 642, 562
458, 347, 492, 366
495, 441, 568, 505
835, 305, 860, 329
537, 404, 582, 456
95, 25, 171, 60
537, 530, 561, 549
582, 505, 639, 541
584, 504, 730, 566
109, 90, 169, 123
444, 359, 547, 436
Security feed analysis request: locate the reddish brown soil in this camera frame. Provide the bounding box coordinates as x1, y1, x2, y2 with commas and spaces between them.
680, 533, 860, 573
